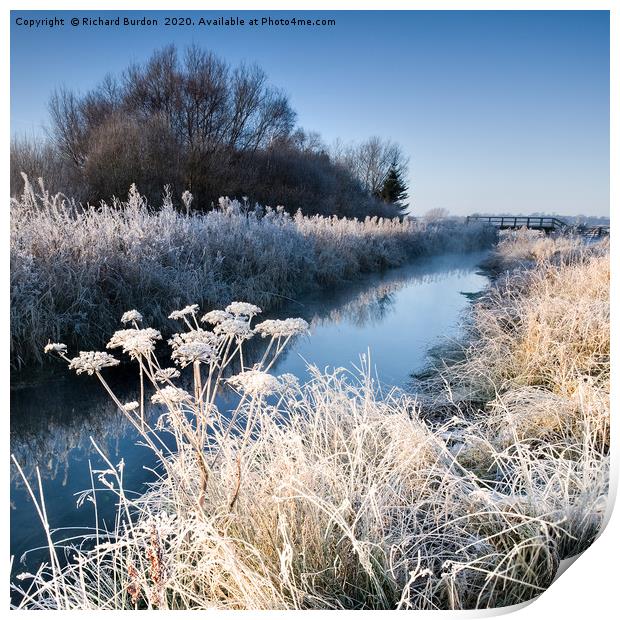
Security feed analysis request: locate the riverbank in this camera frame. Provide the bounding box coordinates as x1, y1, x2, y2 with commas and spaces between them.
418, 231, 609, 561
11, 233, 608, 610
10, 182, 495, 369
10, 253, 488, 579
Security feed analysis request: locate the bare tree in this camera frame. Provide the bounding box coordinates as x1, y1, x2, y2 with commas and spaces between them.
83, 114, 182, 201
340, 136, 409, 197
423, 207, 450, 222
115, 45, 295, 196
48, 87, 89, 168
29, 44, 407, 218
122, 45, 182, 126
10, 136, 75, 196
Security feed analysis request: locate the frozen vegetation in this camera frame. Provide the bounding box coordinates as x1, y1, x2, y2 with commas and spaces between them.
11, 231, 609, 609
10, 179, 495, 368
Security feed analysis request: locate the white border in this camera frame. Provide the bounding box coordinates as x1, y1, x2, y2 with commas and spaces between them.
3, 2, 617, 618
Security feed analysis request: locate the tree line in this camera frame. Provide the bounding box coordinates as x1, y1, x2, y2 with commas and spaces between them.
11, 44, 409, 218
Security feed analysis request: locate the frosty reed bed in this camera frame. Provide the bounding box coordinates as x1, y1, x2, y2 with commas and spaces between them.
10, 179, 495, 368
11, 233, 609, 609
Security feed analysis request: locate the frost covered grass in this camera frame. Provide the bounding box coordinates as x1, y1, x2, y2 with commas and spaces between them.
10, 179, 495, 368
481, 227, 593, 273
418, 232, 609, 559
11, 232, 609, 609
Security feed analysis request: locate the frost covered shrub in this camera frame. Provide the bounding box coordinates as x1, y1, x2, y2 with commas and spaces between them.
10, 180, 496, 367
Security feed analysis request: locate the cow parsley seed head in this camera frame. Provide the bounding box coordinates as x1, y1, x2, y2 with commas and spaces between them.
107, 329, 134, 350
120, 310, 143, 324
171, 342, 217, 367
228, 370, 282, 396
153, 367, 181, 382
44, 342, 67, 354
278, 373, 300, 392
107, 328, 162, 358
151, 386, 192, 405
214, 318, 253, 340
168, 304, 200, 320
168, 329, 220, 350
69, 351, 120, 375
254, 318, 309, 338
201, 310, 233, 325
225, 302, 262, 318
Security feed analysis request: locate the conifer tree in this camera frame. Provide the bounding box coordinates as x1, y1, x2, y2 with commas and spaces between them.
379, 162, 409, 215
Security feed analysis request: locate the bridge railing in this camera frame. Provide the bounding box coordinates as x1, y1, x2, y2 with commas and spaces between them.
466, 216, 567, 230
582, 225, 610, 238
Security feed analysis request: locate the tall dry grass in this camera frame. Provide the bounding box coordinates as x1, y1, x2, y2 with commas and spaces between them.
481, 227, 594, 272
10, 179, 495, 369
420, 231, 609, 559
11, 232, 608, 610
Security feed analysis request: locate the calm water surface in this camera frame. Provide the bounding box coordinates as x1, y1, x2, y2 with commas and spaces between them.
10, 251, 489, 578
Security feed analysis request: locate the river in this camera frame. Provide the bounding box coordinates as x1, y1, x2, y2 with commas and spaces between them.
10, 250, 489, 580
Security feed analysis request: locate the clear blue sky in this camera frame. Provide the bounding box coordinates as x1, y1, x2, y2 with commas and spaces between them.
10, 10, 609, 216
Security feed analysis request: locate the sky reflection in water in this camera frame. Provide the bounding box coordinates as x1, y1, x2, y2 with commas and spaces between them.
10, 251, 489, 574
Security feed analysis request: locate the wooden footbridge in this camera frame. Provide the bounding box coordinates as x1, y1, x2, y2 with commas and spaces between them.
465, 215, 568, 233
466, 216, 610, 238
